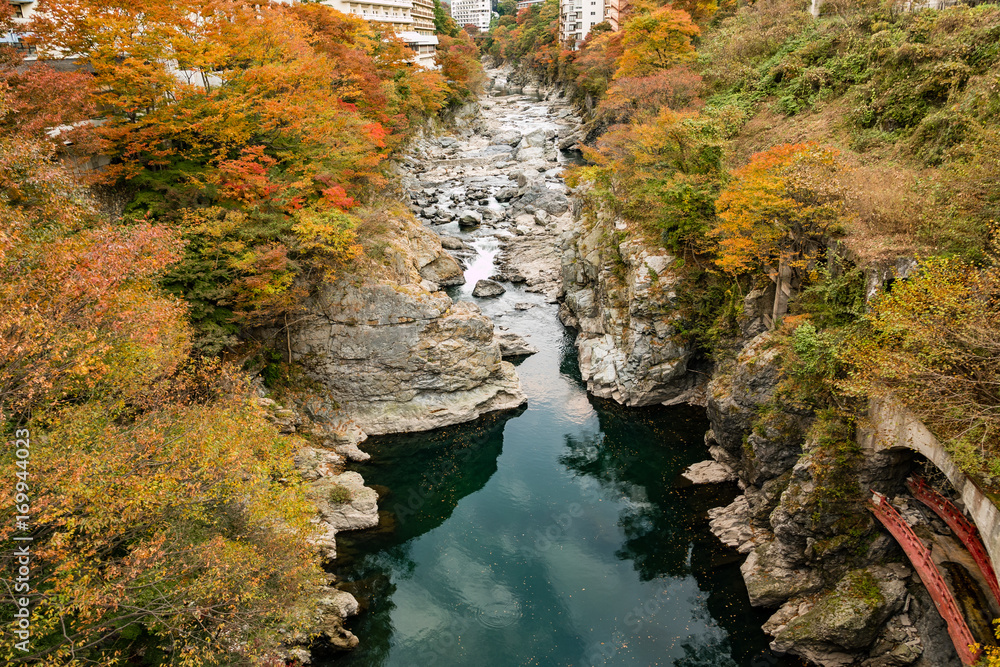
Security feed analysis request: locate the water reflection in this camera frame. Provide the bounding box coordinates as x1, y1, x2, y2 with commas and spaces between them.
323, 252, 796, 666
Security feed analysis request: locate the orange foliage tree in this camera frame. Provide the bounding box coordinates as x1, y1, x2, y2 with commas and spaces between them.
24, 0, 471, 351
713, 143, 848, 277
615, 6, 700, 79
0, 127, 324, 663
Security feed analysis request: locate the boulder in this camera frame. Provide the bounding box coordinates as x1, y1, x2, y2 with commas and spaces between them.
491, 129, 522, 146
290, 216, 526, 435
768, 567, 909, 660
439, 235, 466, 250
742, 542, 823, 607
516, 169, 541, 188
419, 254, 466, 287
708, 495, 756, 553
310, 471, 379, 532
473, 279, 506, 298
517, 184, 569, 215
519, 128, 547, 148
515, 146, 546, 162
459, 210, 483, 227
319, 590, 360, 619
682, 460, 737, 484
497, 331, 538, 358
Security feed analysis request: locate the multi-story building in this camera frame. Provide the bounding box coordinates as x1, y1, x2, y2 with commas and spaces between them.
559, 0, 605, 47
314, 0, 439, 68
450, 0, 492, 32
603, 0, 626, 31
2, 0, 38, 59
516, 0, 545, 11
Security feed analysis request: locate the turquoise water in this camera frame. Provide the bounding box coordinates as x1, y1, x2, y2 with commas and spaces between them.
323, 279, 799, 667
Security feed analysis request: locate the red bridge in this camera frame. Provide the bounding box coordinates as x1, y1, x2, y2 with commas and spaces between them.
908, 476, 1000, 607
869, 491, 981, 665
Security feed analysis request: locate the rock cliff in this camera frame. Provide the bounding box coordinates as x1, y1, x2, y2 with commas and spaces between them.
559, 219, 700, 406
703, 330, 961, 667
290, 215, 526, 436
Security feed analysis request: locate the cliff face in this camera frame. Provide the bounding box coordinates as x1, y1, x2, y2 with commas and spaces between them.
703, 330, 960, 667
559, 219, 700, 406
290, 215, 526, 436
555, 204, 964, 664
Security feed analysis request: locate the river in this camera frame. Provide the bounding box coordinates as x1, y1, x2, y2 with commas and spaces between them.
319, 85, 799, 667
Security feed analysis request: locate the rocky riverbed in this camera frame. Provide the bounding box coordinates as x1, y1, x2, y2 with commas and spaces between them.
274, 68, 594, 661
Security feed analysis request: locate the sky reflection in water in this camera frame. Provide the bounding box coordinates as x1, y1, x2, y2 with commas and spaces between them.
324, 283, 797, 667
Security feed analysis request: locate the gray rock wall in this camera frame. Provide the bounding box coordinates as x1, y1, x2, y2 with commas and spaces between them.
290, 215, 526, 436
704, 331, 961, 667
559, 218, 698, 406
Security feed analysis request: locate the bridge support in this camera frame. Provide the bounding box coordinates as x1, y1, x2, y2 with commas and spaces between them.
908, 476, 1000, 608
869, 491, 981, 665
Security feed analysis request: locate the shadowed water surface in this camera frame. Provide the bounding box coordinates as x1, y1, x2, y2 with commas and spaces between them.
322, 281, 799, 667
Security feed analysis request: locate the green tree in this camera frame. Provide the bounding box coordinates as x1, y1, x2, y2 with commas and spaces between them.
434, 0, 460, 36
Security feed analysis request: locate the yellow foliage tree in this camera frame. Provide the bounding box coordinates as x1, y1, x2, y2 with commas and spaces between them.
712, 142, 847, 277
614, 6, 700, 79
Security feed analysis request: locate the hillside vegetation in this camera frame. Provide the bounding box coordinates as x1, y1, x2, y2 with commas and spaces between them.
486, 0, 1000, 482
1, 0, 482, 662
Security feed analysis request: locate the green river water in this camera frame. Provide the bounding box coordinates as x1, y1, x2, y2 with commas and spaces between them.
320, 260, 801, 666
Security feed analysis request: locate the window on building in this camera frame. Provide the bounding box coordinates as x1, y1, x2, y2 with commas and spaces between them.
14, 4, 24, 18
591, 11, 595, 13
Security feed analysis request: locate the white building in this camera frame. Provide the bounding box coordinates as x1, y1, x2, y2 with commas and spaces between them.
559, 0, 605, 47
450, 0, 491, 32
2, 1, 38, 59
317, 0, 439, 68
516, 0, 545, 10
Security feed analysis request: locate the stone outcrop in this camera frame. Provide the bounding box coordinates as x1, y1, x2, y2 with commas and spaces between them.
559, 221, 698, 406
702, 331, 961, 666
681, 459, 737, 485
497, 331, 538, 358
290, 216, 526, 436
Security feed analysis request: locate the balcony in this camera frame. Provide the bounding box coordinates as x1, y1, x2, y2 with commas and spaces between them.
355, 11, 414, 23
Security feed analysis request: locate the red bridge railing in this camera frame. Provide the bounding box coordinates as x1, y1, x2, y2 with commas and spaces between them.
907, 476, 1000, 607
869, 491, 980, 665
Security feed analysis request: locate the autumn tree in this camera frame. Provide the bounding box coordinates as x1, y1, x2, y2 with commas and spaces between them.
24, 0, 469, 351
615, 6, 699, 79
712, 143, 847, 320
437, 32, 486, 101
840, 258, 1000, 478
597, 65, 702, 123
571, 107, 723, 251
0, 129, 325, 664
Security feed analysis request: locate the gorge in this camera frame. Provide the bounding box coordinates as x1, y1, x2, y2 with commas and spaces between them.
292, 68, 990, 667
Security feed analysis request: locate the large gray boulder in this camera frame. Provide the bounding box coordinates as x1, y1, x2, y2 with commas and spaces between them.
459, 210, 483, 227
766, 567, 909, 662
497, 331, 538, 358
473, 279, 506, 298
310, 471, 379, 532
491, 129, 522, 146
